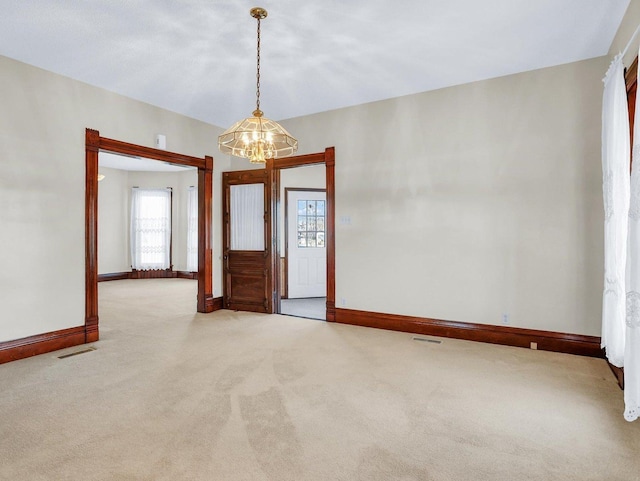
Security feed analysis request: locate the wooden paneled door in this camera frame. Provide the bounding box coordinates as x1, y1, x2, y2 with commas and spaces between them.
222, 169, 276, 313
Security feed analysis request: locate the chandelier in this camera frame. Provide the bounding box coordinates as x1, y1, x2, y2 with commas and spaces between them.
218, 7, 298, 164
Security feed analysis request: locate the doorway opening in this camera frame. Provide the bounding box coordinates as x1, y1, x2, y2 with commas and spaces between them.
85, 129, 214, 343
273, 148, 335, 321
221, 148, 335, 321
280, 183, 327, 321
98, 151, 198, 279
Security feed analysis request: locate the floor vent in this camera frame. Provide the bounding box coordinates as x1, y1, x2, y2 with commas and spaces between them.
412, 337, 442, 344
58, 347, 96, 359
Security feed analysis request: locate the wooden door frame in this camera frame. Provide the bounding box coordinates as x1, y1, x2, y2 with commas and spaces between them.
85, 128, 214, 342
270, 147, 336, 321
282, 187, 327, 300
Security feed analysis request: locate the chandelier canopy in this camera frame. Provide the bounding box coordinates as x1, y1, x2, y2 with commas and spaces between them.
218, 7, 298, 164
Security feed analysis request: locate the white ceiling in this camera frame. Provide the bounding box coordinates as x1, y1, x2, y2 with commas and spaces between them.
0, 1, 630, 127
99, 151, 194, 172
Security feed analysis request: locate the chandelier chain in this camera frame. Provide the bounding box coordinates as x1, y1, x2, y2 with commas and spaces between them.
256, 16, 261, 112
217, 7, 298, 164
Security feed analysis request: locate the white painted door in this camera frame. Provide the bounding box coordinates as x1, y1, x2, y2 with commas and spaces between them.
287, 190, 326, 298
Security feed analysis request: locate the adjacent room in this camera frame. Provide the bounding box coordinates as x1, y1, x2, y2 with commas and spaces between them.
1, 1, 640, 479
98, 152, 199, 282
278, 164, 327, 321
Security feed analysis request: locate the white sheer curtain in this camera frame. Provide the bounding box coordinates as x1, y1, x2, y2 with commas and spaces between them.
130, 188, 172, 270
625, 50, 640, 422
186, 186, 198, 272
602, 50, 640, 422
230, 183, 264, 250
602, 54, 630, 370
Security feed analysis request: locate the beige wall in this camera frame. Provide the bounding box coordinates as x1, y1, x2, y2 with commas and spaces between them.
280, 57, 607, 336
0, 54, 223, 343
610, 0, 640, 65
97, 167, 129, 274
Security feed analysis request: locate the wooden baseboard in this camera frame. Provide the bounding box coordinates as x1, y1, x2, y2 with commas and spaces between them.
202, 296, 224, 312
177, 271, 198, 280
0, 326, 87, 364
98, 271, 131, 282
608, 362, 624, 389
99, 270, 197, 281
130, 269, 177, 279
334, 308, 602, 358
326, 301, 336, 322
210, 296, 224, 311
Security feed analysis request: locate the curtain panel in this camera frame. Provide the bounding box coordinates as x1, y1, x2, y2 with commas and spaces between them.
602, 51, 640, 421
186, 186, 198, 272
230, 183, 265, 251
601, 54, 630, 370
130, 188, 172, 270
625, 51, 640, 422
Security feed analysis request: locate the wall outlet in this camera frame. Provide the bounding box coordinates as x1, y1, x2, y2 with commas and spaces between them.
530, 342, 538, 350
340, 297, 347, 307
502, 313, 509, 325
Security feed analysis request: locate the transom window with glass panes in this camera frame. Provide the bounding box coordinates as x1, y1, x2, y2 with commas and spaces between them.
297, 200, 325, 247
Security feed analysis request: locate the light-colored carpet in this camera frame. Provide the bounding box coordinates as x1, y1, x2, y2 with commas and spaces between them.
280, 297, 326, 320
0, 279, 638, 480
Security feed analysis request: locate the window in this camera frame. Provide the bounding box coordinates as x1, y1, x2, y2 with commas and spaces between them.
130, 188, 172, 270
230, 183, 265, 250
186, 186, 198, 272
297, 199, 325, 248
